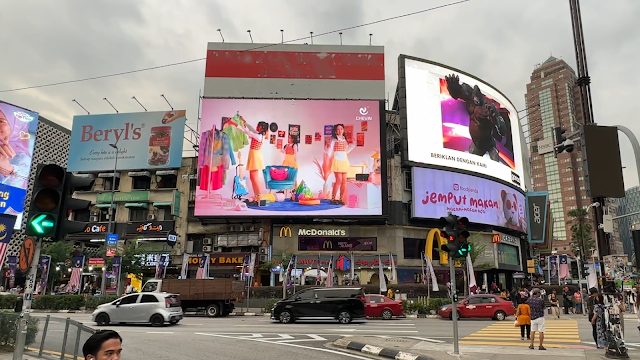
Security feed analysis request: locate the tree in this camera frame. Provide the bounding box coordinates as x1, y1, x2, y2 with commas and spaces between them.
99, 239, 148, 283
259, 253, 292, 271
41, 242, 75, 286
460, 237, 487, 297
567, 207, 594, 259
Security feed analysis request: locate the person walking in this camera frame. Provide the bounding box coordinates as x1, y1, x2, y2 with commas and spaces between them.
586, 287, 599, 345
549, 289, 560, 319
591, 292, 607, 349
527, 288, 546, 350
574, 289, 583, 315
516, 295, 532, 340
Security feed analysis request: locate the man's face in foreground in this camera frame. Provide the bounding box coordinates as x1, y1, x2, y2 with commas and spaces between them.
92, 338, 122, 360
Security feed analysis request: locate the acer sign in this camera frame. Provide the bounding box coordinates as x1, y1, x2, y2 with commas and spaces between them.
525, 192, 549, 244
68, 111, 186, 172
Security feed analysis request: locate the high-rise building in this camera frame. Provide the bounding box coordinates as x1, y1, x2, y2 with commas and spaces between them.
525, 56, 624, 255
615, 186, 640, 258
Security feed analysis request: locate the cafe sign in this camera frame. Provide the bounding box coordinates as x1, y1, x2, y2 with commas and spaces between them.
84, 223, 107, 234
126, 221, 175, 235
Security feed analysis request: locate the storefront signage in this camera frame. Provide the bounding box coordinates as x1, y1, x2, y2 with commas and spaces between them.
277, 226, 348, 238
298, 237, 376, 251
271, 255, 398, 268
84, 223, 108, 234
137, 253, 170, 267
97, 191, 150, 203
126, 221, 175, 234
88, 258, 105, 266
492, 231, 519, 246
188, 253, 256, 267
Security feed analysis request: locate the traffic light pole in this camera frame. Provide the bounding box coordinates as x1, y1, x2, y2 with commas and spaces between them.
13, 238, 42, 360
106, 144, 119, 297
450, 259, 459, 355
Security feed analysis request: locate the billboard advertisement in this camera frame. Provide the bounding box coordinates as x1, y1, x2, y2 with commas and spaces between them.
68, 111, 186, 172
401, 56, 525, 191
0, 102, 39, 229
526, 191, 549, 244
204, 43, 385, 100
195, 99, 383, 217
411, 167, 527, 232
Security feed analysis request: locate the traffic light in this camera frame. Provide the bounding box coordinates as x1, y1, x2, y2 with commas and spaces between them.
57, 172, 95, 240
440, 214, 471, 259
26, 164, 65, 237
456, 217, 471, 258
554, 127, 574, 154
582, 263, 590, 278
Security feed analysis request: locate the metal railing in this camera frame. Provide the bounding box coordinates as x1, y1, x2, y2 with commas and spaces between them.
0, 313, 96, 360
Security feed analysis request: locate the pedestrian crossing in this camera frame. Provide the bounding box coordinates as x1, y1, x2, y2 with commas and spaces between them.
460, 320, 584, 349
199, 333, 336, 343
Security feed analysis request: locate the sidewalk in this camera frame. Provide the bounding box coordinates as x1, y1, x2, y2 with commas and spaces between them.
0, 351, 38, 360
331, 336, 633, 360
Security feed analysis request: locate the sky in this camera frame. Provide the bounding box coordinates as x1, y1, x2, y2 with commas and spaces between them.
1, 0, 639, 188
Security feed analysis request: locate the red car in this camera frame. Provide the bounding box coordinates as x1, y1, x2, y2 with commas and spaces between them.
364, 295, 404, 320
437, 294, 514, 321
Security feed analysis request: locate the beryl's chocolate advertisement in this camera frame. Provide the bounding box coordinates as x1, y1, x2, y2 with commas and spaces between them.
195, 99, 383, 216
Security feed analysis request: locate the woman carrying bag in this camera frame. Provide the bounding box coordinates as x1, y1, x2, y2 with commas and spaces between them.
515, 296, 532, 340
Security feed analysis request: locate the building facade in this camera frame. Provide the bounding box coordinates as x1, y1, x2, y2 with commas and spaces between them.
616, 186, 640, 258
8, 116, 71, 256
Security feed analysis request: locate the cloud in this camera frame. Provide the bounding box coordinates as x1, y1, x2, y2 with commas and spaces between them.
1, 0, 638, 188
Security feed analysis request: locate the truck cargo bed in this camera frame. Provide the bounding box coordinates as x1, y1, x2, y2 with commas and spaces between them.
161, 278, 245, 301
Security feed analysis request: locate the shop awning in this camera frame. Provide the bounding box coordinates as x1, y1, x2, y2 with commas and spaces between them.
98, 172, 121, 178
94, 203, 115, 208
129, 171, 151, 177
124, 203, 149, 209
156, 170, 178, 176
152, 202, 172, 207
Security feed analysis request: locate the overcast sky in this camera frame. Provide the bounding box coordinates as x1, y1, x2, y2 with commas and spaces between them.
1, 0, 639, 188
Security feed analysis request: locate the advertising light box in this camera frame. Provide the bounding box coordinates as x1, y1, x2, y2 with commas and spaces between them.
402, 57, 525, 190
68, 111, 187, 172
0, 102, 39, 229
195, 99, 383, 217
411, 167, 527, 233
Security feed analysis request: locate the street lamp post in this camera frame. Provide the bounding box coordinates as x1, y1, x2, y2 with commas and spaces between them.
102, 143, 119, 297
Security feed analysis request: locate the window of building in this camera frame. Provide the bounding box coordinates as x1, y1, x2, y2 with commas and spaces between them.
74, 209, 91, 222
129, 207, 148, 221
404, 171, 412, 190
132, 176, 151, 190
104, 177, 120, 191
99, 207, 116, 222
189, 179, 197, 202
158, 208, 174, 221
157, 175, 177, 189
403, 238, 426, 260
578, 176, 584, 181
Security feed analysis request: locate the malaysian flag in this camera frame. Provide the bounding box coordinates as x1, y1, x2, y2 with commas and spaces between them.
316, 254, 322, 285
389, 253, 396, 281
196, 254, 209, 279
240, 255, 250, 281
0, 214, 17, 268
325, 255, 334, 287
66, 256, 84, 293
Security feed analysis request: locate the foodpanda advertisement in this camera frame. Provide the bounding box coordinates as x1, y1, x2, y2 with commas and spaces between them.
411, 167, 527, 232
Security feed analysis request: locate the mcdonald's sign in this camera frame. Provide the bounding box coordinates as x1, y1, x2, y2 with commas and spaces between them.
425, 229, 463, 267
322, 240, 332, 249
279, 227, 292, 238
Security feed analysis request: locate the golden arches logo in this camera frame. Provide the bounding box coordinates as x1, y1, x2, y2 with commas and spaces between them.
322, 240, 332, 249
279, 227, 292, 238
425, 229, 463, 267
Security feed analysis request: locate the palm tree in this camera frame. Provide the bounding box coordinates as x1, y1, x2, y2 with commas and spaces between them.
567, 207, 594, 259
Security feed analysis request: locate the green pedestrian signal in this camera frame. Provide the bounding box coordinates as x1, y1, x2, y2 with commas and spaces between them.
29, 214, 55, 234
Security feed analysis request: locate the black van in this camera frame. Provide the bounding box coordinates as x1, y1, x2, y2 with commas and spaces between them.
271, 287, 366, 324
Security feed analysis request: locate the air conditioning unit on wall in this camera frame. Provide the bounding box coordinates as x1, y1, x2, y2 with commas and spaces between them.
203, 237, 213, 245
202, 245, 212, 252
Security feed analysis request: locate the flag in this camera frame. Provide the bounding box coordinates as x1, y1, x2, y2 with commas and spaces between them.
421, 252, 427, 285
248, 253, 257, 278
38, 256, 51, 295
240, 255, 249, 281
155, 255, 167, 279
325, 255, 334, 287
559, 255, 570, 279
278, 253, 285, 282
111, 256, 121, 291
180, 253, 190, 279
316, 254, 322, 285
466, 253, 477, 294
66, 256, 84, 293
550, 256, 558, 280
389, 253, 396, 281
424, 253, 439, 291
7, 256, 17, 289
0, 214, 17, 268
378, 255, 387, 293
196, 254, 209, 279
350, 252, 355, 283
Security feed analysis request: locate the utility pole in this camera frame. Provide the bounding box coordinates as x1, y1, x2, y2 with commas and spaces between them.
449, 259, 459, 355
13, 238, 42, 360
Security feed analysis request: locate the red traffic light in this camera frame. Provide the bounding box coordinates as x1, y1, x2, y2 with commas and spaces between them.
37, 164, 65, 188
457, 217, 469, 227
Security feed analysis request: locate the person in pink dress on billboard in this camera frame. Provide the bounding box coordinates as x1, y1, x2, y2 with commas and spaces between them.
235, 117, 269, 203
326, 124, 355, 205
0, 108, 31, 190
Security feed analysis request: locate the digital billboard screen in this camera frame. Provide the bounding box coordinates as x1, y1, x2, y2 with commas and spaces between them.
195, 99, 383, 217
402, 57, 525, 190
68, 111, 187, 172
411, 167, 527, 232
0, 102, 39, 229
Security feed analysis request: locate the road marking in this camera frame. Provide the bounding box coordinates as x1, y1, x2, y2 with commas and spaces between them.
461, 320, 585, 348
146, 331, 174, 334
194, 333, 375, 360
328, 328, 418, 333
406, 336, 445, 343
181, 323, 204, 326
235, 324, 310, 327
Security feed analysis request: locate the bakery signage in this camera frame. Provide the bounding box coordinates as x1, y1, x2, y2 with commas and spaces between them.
188, 253, 256, 267
126, 221, 175, 234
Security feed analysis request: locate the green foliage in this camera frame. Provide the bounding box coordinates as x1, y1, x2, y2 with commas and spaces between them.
264, 299, 280, 313
404, 298, 452, 314
32, 295, 84, 310
0, 295, 17, 310
259, 253, 292, 271
0, 313, 39, 349
568, 207, 594, 257
41, 242, 75, 283
100, 240, 148, 281
84, 296, 119, 310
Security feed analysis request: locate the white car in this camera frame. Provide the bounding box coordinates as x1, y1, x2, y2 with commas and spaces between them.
92, 292, 183, 326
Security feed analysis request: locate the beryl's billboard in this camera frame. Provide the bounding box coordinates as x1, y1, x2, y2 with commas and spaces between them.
68, 111, 186, 172
195, 99, 383, 216
0, 102, 39, 228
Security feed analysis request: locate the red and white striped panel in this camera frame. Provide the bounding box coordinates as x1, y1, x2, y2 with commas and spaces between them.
204, 43, 385, 100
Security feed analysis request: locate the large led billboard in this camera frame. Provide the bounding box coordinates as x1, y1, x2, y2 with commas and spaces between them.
68, 111, 187, 172
401, 56, 525, 191
0, 102, 39, 229
195, 99, 384, 217
411, 167, 527, 233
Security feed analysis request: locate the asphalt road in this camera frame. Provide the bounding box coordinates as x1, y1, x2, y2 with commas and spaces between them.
25, 312, 640, 359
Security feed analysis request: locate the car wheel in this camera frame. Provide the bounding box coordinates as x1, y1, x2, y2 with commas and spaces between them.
449, 312, 460, 321
150, 314, 165, 327
206, 304, 220, 318
381, 309, 393, 320
279, 310, 293, 324
338, 311, 352, 324
95, 313, 110, 326
494, 311, 507, 321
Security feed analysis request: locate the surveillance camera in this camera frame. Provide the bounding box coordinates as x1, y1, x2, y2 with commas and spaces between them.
593, 202, 601, 208
564, 138, 575, 153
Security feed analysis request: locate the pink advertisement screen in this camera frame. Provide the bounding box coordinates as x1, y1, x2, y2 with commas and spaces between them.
195, 99, 383, 216
411, 167, 527, 232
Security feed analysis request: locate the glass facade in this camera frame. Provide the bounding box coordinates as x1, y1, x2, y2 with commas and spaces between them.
617, 186, 640, 258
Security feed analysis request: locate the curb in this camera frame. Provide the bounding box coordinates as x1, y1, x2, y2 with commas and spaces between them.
31, 310, 89, 314
333, 338, 435, 360
229, 312, 262, 316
